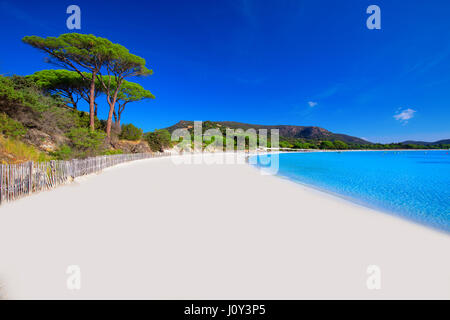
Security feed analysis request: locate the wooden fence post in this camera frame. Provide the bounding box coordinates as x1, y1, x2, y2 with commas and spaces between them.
0, 152, 169, 206
28, 161, 33, 195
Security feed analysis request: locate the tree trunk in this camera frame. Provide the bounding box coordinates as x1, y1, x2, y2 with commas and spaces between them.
117, 102, 127, 129
113, 110, 120, 133
113, 109, 118, 123
105, 104, 115, 138
117, 110, 122, 128
105, 84, 121, 138
88, 71, 97, 131
94, 102, 98, 116
106, 96, 118, 138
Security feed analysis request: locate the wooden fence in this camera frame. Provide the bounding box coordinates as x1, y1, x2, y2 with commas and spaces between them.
0, 152, 170, 205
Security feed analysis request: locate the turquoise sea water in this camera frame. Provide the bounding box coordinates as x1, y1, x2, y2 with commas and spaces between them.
252, 151, 450, 232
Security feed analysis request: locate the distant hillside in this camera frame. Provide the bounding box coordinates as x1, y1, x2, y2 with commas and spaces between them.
401, 139, 450, 146
165, 120, 371, 144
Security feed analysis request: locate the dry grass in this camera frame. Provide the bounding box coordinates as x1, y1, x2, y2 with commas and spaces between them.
0, 135, 50, 164
119, 139, 142, 145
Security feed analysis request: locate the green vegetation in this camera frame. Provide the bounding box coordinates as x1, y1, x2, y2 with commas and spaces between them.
144, 129, 172, 152
23, 33, 153, 136
23, 34, 116, 131
0, 76, 25, 104
0, 72, 159, 163
346, 142, 450, 150
285, 140, 450, 150
113, 81, 154, 127
102, 149, 124, 156
119, 123, 143, 141
333, 140, 348, 150
0, 113, 27, 138
166, 121, 450, 151
27, 69, 92, 110
319, 141, 335, 150
293, 141, 317, 149
66, 128, 106, 157
1, 75, 64, 113
0, 32, 161, 163
27, 70, 155, 125
279, 141, 293, 149
0, 135, 50, 163
50, 145, 73, 160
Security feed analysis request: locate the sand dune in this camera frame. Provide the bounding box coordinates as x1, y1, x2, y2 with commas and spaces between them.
0, 154, 449, 299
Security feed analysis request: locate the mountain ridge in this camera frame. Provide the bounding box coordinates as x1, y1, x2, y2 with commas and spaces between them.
164, 120, 372, 144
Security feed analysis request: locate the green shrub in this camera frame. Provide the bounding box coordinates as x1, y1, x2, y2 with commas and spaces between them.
279, 141, 293, 148
333, 140, 348, 150
293, 141, 318, 149
10, 75, 62, 112
67, 128, 106, 153
144, 129, 172, 152
0, 113, 27, 138
0, 76, 25, 104
50, 144, 73, 160
102, 149, 123, 155
1, 75, 65, 112
72, 110, 102, 130
320, 141, 335, 150
119, 123, 143, 141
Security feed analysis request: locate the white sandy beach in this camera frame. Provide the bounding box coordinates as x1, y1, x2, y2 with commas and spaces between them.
0, 153, 449, 299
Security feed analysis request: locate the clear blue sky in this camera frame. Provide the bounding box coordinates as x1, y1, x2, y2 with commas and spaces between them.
0, 0, 449, 143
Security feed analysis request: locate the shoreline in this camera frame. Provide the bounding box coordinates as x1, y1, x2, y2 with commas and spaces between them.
248, 151, 450, 235
0, 154, 449, 299
258, 165, 450, 236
